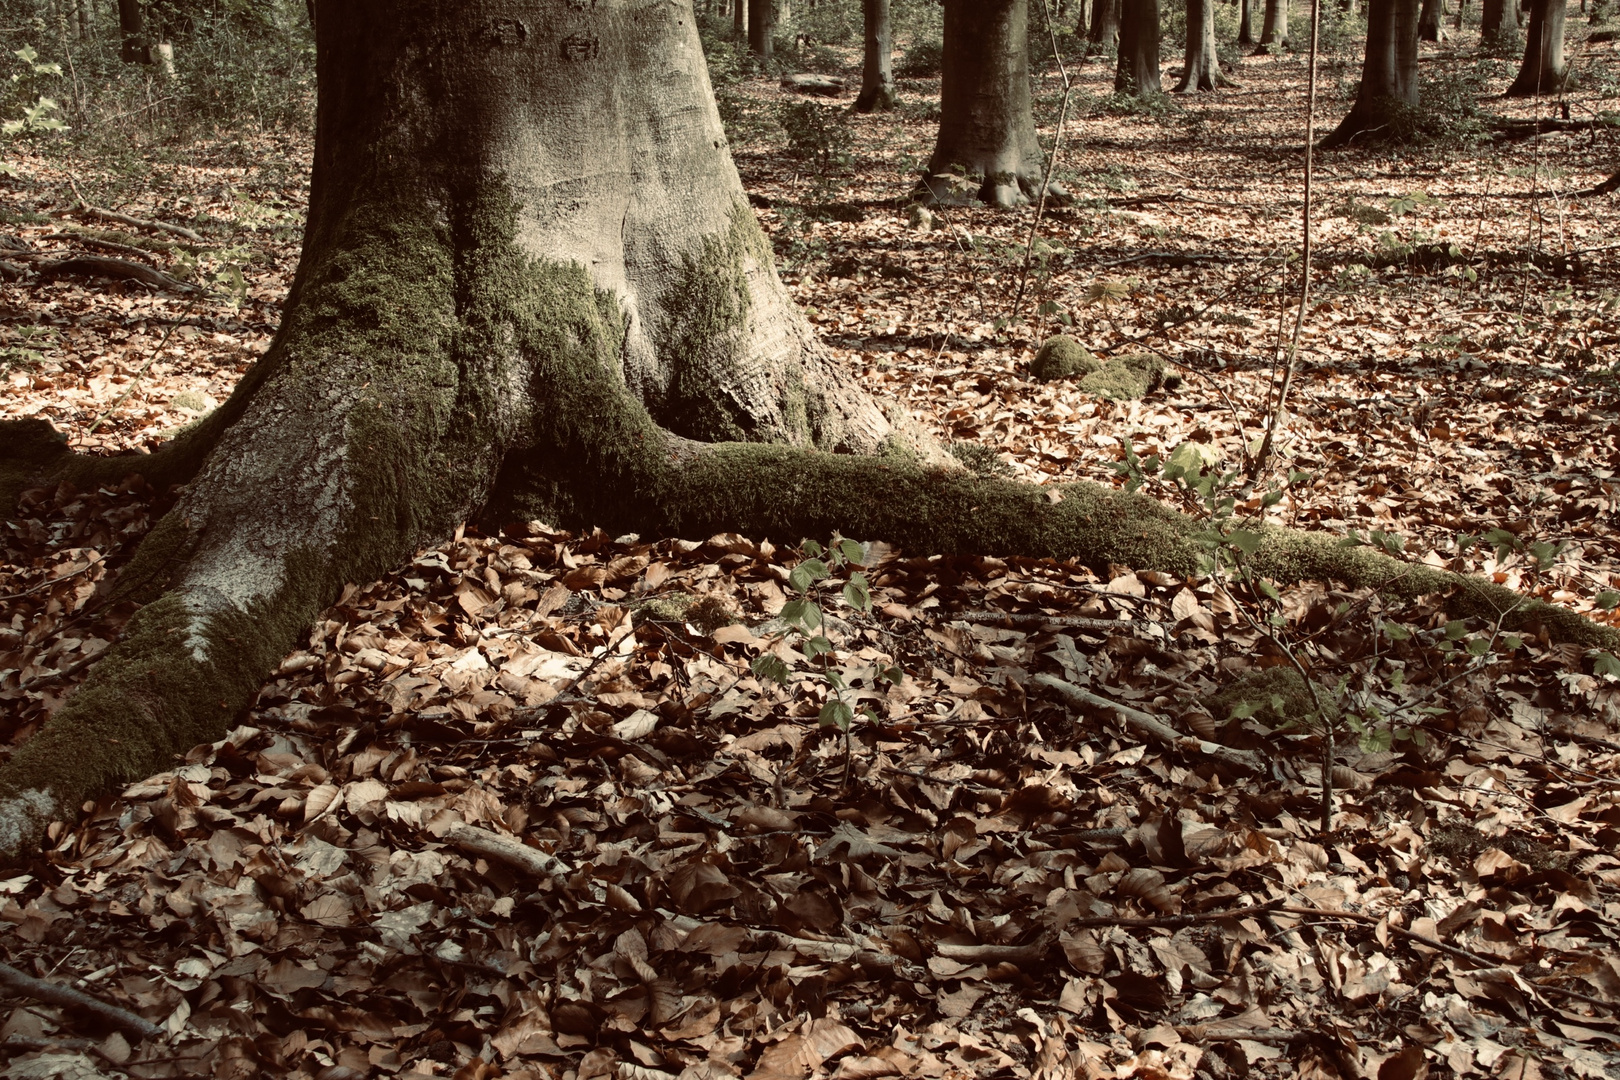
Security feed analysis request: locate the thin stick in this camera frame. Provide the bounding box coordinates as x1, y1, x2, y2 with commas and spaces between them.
0, 961, 164, 1040
1251, 0, 1320, 479
1012, 0, 1075, 320
1032, 672, 1267, 773
66, 174, 204, 243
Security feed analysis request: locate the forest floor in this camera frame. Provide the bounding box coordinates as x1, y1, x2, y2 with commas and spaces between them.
2, 22, 1620, 1080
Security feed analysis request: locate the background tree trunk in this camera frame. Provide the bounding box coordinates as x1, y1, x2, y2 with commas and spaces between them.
1115, 0, 1162, 94
1419, 0, 1445, 37
1090, 0, 1122, 47
921, 0, 1052, 207
1238, 0, 1257, 45
735, 0, 747, 36
1481, 0, 1519, 44
855, 0, 896, 111
1259, 0, 1289, 47
1506, 0, 1568, 92
1177, 0, 1233, 89
117, 0, 147, 62
1322, 0, 1420, 145
748, 0, 775, 57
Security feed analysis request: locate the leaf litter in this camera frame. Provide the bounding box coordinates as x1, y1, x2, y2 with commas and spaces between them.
2, 28, 1620, 1080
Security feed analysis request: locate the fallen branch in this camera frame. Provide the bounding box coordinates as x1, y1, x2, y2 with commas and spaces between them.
955, 609, 1163, 634
42, 232, 159, 265
66, 175, 205, 243
36, 255, 197, 293
0, 961, 164, 1040
1066, 899, 1283, 930
441, 822, 567, 880
935, 935, 1053, 965
1031, 673, 1267, 774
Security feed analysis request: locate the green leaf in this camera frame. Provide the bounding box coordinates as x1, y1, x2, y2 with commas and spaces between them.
751, 654, 791, 684
838, 538, 864, 564
1256, 578, 1281, 602
788, 558, 829, 593
1593, 652, 1620, 678
802, 539, 824, 557
1384, 623, 1411, 642
1466, 637, 1490, 657
1444, 620, 1469, 641
1597, 591, 1620, 611
842, 575, 871, 612
878, 665, 904, 685
1227, 530, 1263, 557
804, 635, 833, 660
1229, 702, 1260, 720
819, 700, 854, 731
781, 599, 822, 632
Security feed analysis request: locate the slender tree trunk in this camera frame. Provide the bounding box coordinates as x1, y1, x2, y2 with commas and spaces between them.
1454, 0, 1466, 29
1419, 0, 1445, 37
1115, 0, 1162, 93
1239, 0, 1257, 45
921, 0, 1054, 207
1177, 0, 1233, 88
1322, 0, 1420, 145
855, 0, 896, 111
748, 0, 775, 56
1090, 0, 1121, 47
1074, 0, 1094, 36
1481, 0, 1520, 41
1259, 0, 1289, 47
1506, 0, 1568, 92
735, 0, 747, 35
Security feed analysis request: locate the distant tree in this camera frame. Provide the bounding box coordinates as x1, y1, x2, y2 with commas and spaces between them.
1259, 0, 1289, 48
749, 0, 775, 56
855, 0, 897, 111
118, 0, 148, 62
1115, 0, 1161, 94
1419, 0, 1445, 37
1089, 0, 1121, 48
920, 0, 1053, 206
1322, 0, 1420, 146
1481, 0, 1519, 45
1176, 0, 1233, 89
1506, 0, 1568, 93
735, 0, 747, 36
1238, 0, 1257, 45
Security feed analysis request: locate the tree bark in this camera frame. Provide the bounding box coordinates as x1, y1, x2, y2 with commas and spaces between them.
1481, 0, 1519, 45
1176, 0, 1233, 89
2, 0, 1612, 863
1506, 0, 1568, 93
735, 0, 746, 36
1115, 0, 1162, 94
748, 0, 775, 57
1089, 0, 1121, 48
1419, 0, 1445, 37
1259, 0, 1289, 47
1238, 0, 1256, 46
1322, 0, 1420, 146
920, 0, 1054, 207
854, 0, 896, 111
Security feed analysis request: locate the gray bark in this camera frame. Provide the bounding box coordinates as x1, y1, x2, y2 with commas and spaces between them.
1507, 0, 1568, 92
1090, 0, 1121, 44
749, 0, 776, 56
1322, 0, 1420, 146
1115, 0, 1162, 94
855, 0, 896, 112
1482, 0, 1519, 44
1238, 0, 1256, 45
1419, 0, 1446, 37
1176, 0, 1232, 89
921, 0, 1053, 207
1259, 0, 1289, 47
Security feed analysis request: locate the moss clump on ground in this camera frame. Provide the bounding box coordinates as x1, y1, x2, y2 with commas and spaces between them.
1030, 335, 1101, 382
635, 593, 737, 635
949, 441, 1012, 478
1079, 353, 1165, 400
1207, 666, 1340, 729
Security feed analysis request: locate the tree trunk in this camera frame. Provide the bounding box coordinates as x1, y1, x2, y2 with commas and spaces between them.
118, 0, 147, 62
1506, 0, 1568, 93
920, 0, 1053, 207
1089, 0, 1121, 47
1177, 0, 1233, 89
4, 0, 1609, 863
855, 0, 896, 111
1481, 0, 1519, 41
1115, 0, 1162, 94
748, 0, 775, 57
1419, 0, 1445, 37
1259, 0, 1289, 47
1238, 0, 1256, 46
1322, 0, 1420, 146
735, 0, 747, 36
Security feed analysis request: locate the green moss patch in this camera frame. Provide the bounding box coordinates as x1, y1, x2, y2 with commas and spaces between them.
1079, 353, 1165, 400
1030, 335, 1101, 382
1207, 666, 1340, 729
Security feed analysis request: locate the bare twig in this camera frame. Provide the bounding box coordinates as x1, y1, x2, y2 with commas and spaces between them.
440, 822, 567, 881
0, 961, 164, 1040
1032, 672, 1267, 773
1251, 0, 1320, 479
66, 175, 205, 243
1011, 0, 1074, 320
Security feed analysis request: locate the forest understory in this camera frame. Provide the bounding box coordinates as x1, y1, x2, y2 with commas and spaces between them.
1, 24, 1620, 1080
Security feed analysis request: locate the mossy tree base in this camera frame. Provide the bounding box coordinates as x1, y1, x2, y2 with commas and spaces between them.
0, 0, 1614, 860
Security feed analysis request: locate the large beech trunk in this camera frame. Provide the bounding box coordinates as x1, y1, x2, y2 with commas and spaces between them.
1506, 0, 1568, 93
1322, 0, 1420, 146
4, 0, 1614, 862
855, 0, 896, 112
1419, 0, 1445, 38
1115, 0, 1162, 94
1238, 0, 1256, 45
1089, 0, 1121, 47
920, 0, 1052, 207
1176, 0, 1233, 90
